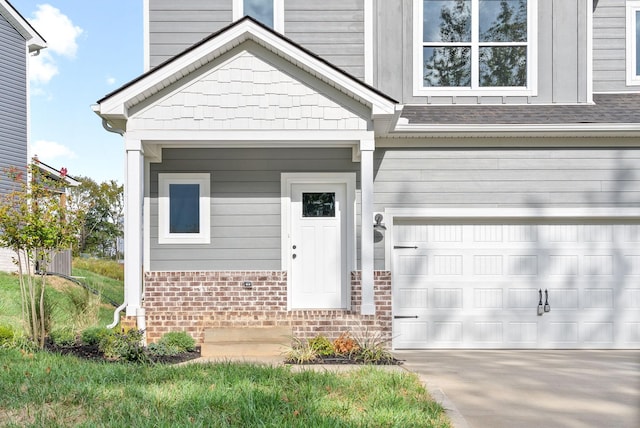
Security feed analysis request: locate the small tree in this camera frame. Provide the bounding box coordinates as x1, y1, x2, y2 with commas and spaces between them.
0, 165, 82, 348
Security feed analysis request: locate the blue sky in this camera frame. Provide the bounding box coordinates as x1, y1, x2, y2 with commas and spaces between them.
11, 0, 143, 183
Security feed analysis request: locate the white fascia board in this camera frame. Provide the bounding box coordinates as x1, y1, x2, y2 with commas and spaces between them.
97, 20, 396, 120
126, 129, 373, 144
0, 0, 46, 51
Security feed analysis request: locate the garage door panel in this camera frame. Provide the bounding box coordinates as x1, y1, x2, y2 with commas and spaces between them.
392, 221, 640, 349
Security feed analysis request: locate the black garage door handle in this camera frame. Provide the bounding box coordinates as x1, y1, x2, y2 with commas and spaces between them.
394, 315, 419, 319
394, 246, 418, 249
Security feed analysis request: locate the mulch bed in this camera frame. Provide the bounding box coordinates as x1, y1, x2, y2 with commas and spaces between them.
44, 340, 201, 364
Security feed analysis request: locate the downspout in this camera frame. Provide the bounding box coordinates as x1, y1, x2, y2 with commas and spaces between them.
102, 117, 126, 329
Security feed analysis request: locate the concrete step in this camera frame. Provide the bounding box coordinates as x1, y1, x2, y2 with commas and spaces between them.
201, 327, 292, 358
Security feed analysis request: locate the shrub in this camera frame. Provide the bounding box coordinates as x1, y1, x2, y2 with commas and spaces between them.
308, 335, 335, 357
50, 328, 76, 347
353, 328, 394, 364
333, 331, 359, 356
99, 329, 149, 363
157, 331, 195, 352
0, 325, 13, 347
283, 337, 318, 364
67, 288, 101, 331
147, 342, 181, 357
81, 326, 113, 346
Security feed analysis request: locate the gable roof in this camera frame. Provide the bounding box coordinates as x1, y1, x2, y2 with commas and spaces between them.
0, 0, 46, 52
95, 17, 397, 121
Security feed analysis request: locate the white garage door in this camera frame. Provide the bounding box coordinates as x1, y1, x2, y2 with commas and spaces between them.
392, 221, 640, 349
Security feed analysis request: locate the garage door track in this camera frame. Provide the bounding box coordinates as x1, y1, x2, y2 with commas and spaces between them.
395, 350, 640, 428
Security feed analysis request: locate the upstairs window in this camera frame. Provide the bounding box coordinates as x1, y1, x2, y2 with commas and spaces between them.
414, 0, 537, 96
233, 0, 283, 32
627, 1, 640, 85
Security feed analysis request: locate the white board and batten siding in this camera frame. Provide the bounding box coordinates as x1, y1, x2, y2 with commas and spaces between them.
147, 0, 365, 79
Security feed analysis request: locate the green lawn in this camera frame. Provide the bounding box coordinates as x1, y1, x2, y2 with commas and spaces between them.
71, 267, 124, 305
0, 348, 450, 427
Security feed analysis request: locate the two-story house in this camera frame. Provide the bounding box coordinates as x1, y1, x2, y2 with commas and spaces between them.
94, 0, 640, 350
0, 0, 46, 272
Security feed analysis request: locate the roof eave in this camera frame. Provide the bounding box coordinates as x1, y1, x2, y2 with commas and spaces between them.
1, 0, 46, 52
391, 123, 640, 138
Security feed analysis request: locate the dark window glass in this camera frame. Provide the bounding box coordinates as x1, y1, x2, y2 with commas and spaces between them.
303, 193, 335, 217
423, 0, 471, 43
169, 184, 200, 233
244, 0, 273, 28
479, 46, 527, 86
423, 46, 471, 87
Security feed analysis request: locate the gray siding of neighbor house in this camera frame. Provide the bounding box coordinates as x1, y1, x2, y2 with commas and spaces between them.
148, 0, 365, 79
0, 13, 28, 196
285, 0, 365, 80
148, 0, 233, 68
593, 0, 635, 93
375, 0, 590, 105
149, 148, 360, 271
373, 146, 640, 209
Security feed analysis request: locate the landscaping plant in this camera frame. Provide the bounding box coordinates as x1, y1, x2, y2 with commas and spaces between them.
0, 164, 82, 348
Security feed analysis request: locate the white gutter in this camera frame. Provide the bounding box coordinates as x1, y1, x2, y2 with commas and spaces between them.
106, 300, 127, 329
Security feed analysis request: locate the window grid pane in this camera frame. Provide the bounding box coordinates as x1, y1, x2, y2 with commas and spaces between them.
244, 0, 273, 28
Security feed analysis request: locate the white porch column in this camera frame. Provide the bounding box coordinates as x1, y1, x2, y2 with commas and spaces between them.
124, 138, 144, 316
360, 139, 375, 315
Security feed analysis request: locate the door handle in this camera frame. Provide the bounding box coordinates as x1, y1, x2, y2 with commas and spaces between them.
394, 245, 418, 249
394, 315, 419, 319
544, 289, 551, 312
538, 289, 544, 316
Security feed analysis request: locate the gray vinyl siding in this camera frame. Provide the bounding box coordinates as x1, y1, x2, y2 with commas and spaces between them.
375, 0, 590, 105
0, 13, 27, 196
373, 147, 640, 209
284, 0, 365, 79
148, 0, 232, 68
149, 148, 359, 271
148, 0, 365, 78
593, 0, 634, 93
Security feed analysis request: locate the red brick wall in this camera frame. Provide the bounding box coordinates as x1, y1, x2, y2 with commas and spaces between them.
143, 270, 392, 345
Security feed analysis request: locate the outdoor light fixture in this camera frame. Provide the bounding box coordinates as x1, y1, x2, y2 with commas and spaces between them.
374, 213, 386, 230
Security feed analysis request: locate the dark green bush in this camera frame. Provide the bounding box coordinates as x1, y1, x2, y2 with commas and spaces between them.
308, 335, 335, 356
50, 328, 76, 347
99, 329, 149, 363
81, 326, 113, 346
157, 331, 196, 352
147, 342, 181, 357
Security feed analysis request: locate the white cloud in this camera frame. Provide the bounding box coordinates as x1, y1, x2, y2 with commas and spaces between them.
29, 51, 58, 84
30, 4, 83, 58
31, 140, 77, 162
27, 4, 83, 84
106, 76, 116, 85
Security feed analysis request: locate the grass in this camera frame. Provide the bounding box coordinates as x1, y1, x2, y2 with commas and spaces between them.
0, 348, 451, 428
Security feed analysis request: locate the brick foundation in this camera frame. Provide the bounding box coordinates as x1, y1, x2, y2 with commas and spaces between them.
142, 270, 392, 346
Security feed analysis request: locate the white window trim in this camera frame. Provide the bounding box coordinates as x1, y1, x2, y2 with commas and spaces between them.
233, 0, 284, 32
158, 173, 210, 244
626, 1, 640, 86
413, 0, 538, 97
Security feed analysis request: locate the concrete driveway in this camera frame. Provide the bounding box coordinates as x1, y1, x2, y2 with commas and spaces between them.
394, 350, 640, 428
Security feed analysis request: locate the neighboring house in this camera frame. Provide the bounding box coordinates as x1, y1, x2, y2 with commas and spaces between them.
94, 0, 640, 349
0, 0, 46, 272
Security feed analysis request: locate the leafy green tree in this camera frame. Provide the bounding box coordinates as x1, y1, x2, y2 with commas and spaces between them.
69, 177, 123, 259
0, 165, 82, 348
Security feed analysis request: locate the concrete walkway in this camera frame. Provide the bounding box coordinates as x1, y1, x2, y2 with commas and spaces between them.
394, 350, 640, 428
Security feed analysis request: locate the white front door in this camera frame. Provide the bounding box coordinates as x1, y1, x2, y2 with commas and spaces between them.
290, 183, 347, 308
